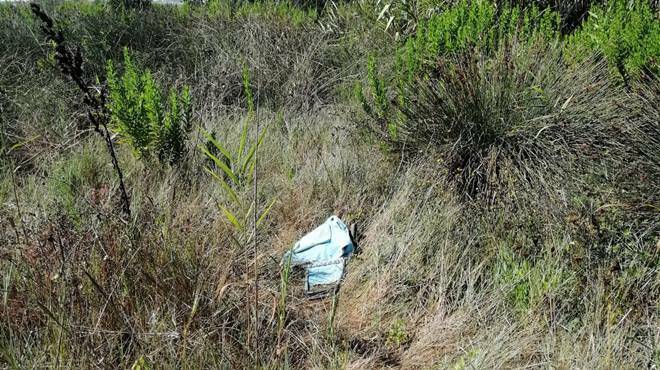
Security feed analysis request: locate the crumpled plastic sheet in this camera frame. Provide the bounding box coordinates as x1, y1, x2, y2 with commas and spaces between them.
282, 216, 354, 294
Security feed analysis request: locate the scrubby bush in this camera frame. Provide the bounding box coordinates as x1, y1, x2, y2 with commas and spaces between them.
106, 48, 192, 164
397, 1, 561, 80
357, 55, 392, 136
567, 0, 660, 82
375, 0, 595, 38
359, 0, 658, 205
358, 1, 563, 141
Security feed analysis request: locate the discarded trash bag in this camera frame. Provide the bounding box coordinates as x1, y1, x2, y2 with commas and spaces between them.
283, 216, 354, 295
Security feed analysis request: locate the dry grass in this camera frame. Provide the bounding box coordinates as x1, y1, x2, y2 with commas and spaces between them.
1, 1, 658, 368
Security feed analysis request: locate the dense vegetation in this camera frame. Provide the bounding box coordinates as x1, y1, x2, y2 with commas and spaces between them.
0, 0, 658, 368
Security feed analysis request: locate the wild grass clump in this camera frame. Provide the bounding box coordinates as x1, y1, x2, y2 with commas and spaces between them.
386, 43, 646, 203
358, 2, 564, 144
107, 48, 192, 164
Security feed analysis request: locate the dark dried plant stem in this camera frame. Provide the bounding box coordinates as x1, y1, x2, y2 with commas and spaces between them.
99, 121, 131, 216
30, 3, 130, 217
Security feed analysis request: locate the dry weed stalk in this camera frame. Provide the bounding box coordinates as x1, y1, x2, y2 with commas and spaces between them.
30, 3, 131, 216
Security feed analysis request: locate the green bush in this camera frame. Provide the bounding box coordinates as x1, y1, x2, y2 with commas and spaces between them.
358, 0, 657, 203
359, 1, 563, 140
397, 1, 561, 82
106, 48, 192, 164
359, 0, 659, 143
567, 0, 660, 82
356, 55, 394, 138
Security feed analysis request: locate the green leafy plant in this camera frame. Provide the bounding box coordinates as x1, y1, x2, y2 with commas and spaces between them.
200, 123, 270, 230
495, 245, 575, 314
200, 66, 274, 232
396, 0, 560, 81
495, 246, 532, 312
359, 1, 562, 143
357, 55, 397, 138
386, 319, 409, 347
567, 0, 660, 82
106, 48, 192, 164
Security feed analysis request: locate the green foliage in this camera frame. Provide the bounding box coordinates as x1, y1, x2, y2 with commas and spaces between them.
567, 0, 660, 81
495, 246, 532, 312
106, 48, 192, 164
398, 0, 561, 79
158, 86, 192, 164
201, 122, 272, 230
109, 0, 151, 12
357, 55, 395, 138
386, 319, 408, 347
131, 355, 153, 370
358, 0, 658, 206
359, 1, 563, 144
495, 245, 575, 313
201, 67, 275, 233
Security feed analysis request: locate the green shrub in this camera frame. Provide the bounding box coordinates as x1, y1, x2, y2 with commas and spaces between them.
567, 0, 659, 82
374, 0, 592, 38
356, 55, 395, 138
495, 245, 575, 313
386, 319, 409, 347
397, 0, 561, 81
358, 0, 658, 142
495, 246, 532, 312
200, 66, 274, 232
106, 48, 192, 164
359, 1, 563, 140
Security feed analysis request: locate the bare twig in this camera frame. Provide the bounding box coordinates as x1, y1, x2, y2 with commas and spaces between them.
30, 3, 131, 217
